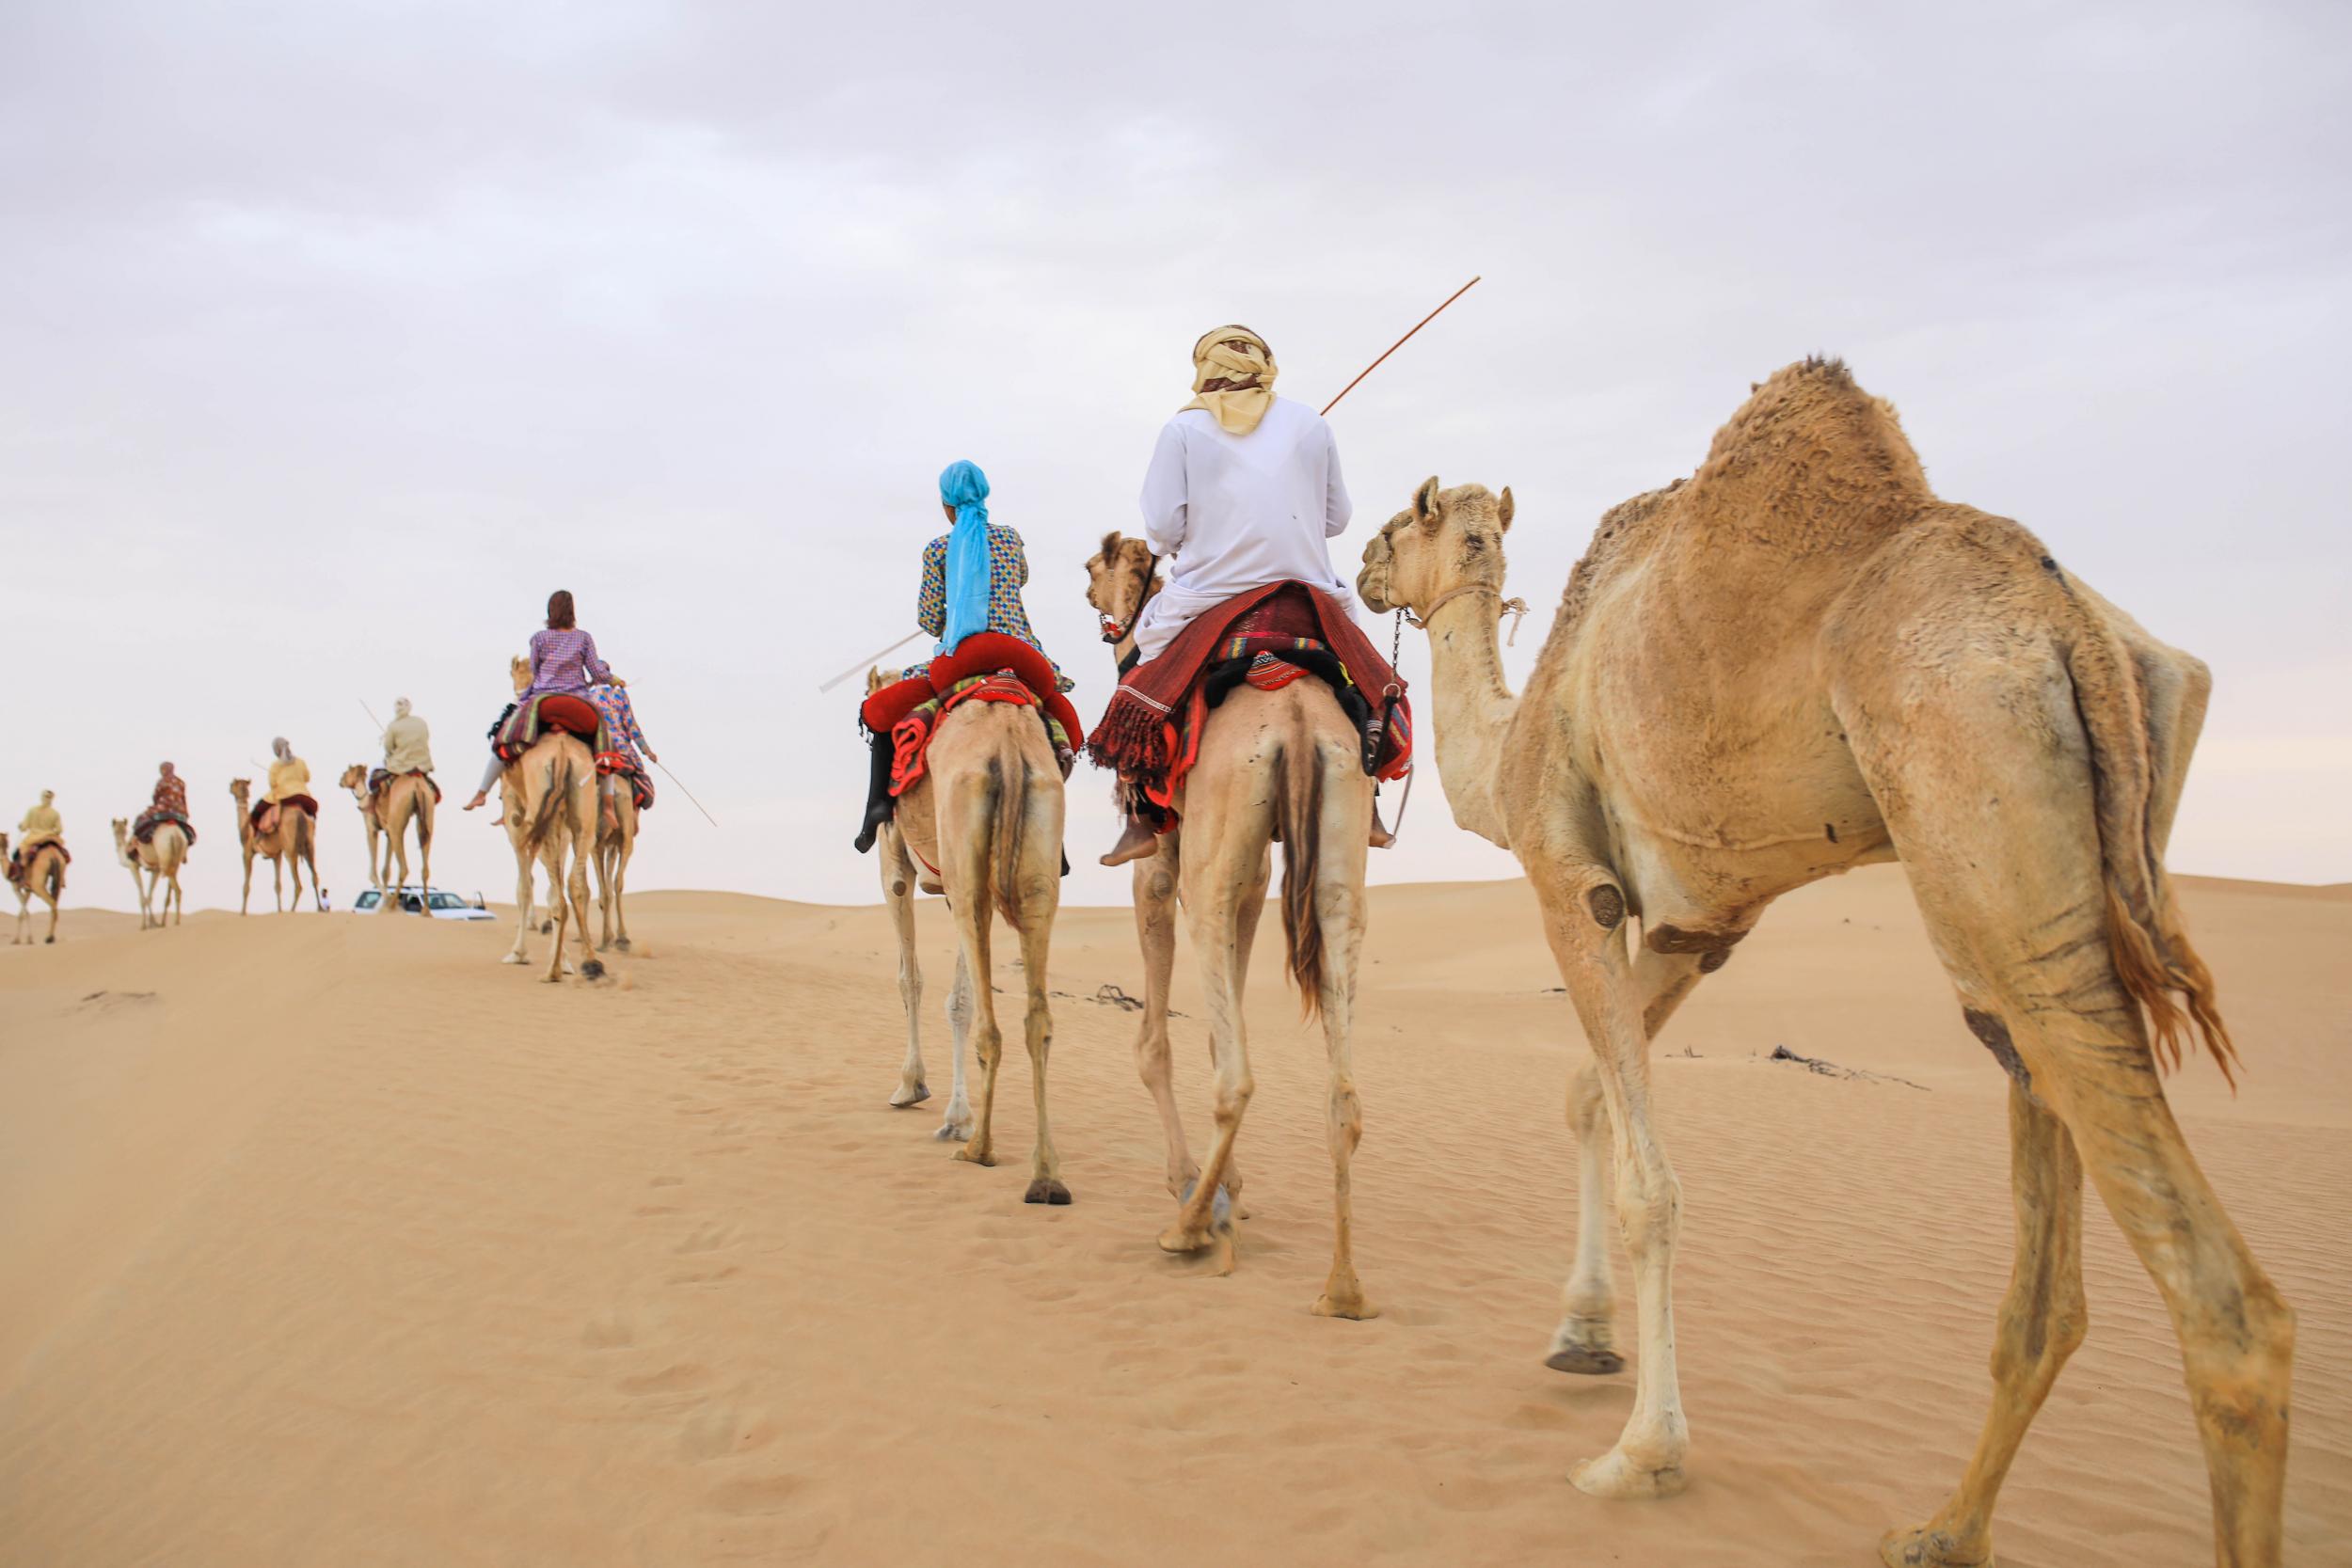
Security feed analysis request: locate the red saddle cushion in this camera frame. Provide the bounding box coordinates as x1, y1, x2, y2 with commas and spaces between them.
538, 693, 601, 738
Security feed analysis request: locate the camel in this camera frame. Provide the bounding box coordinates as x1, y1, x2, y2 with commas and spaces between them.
879, 671, 1070, 1201
1086, 539, 1377, 1318
4, 833, 66, 945
111, 816, 187, 929
864, 667, 963, 1132
376, 770, 436, 908
494, 657, 603, 984
1355, 357, 2287, 1567
1082, 535, 1271, 1205
229, 779, 323, 914
594, 776, 637, 953
338, 764, 388, 890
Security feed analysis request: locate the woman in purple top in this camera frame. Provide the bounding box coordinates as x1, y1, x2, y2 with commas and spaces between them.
465, 590, 626, 811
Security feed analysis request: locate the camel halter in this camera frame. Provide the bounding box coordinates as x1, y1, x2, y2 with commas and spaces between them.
1405, 584, 1530, 645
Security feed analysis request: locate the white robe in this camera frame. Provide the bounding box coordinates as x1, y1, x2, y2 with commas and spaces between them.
1133, 396, 1356, 660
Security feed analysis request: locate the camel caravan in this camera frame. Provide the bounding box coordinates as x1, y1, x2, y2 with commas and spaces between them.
853, 338, 2289, 1568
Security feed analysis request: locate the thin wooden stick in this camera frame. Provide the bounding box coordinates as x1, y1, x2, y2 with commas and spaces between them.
1320, 276, 1482, 416
818, 629, 929, 693
653, 761, 720, 829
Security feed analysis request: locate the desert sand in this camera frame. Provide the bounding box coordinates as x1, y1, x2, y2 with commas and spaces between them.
1, 866, 2344, 1566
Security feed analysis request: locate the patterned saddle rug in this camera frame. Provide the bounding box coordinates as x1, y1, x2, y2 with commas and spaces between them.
493, 693, 609, 763
367, 768, 443, 804
6, 842, 68, 887
890, 673, 1073, 799
596, 755, 656, 812
133, 809, 197, 847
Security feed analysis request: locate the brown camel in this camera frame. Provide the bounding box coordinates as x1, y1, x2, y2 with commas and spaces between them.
112, 816, 187, 929
4, 833, 66, 945
493, 657, 603, 983
338, 764, 388, 890
1082, 535, 1270, 1204
883, 679, 1070, 1201
1086, 539, 1377, 1317
229, 778, 322, 914
594, 776, 637, 953
1355, 357, 2287, 1567
377, 771, 435, 906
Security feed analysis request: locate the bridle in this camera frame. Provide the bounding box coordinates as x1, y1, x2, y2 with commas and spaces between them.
1097, 552, 1163, 674
1403, 583, 1529, 644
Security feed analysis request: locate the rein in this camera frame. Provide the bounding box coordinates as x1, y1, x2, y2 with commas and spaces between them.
1406, 584, 1529, 645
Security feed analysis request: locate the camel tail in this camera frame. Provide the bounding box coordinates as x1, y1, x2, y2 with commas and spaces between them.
2063, 610, 2237, 1087
1274, 732, 1327, 1022
525, 749, 572, 856
988, 753, 1027, 933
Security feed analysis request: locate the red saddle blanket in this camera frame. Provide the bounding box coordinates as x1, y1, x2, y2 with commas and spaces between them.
250, 794, 319, 827
494, 693, 606, 763
133, 809, 197, 847
890, 674, 1070, 799
6, 842, 69, 884
1087, 583, 1411, 803
861, 633, 1086, 752
596, 754, 656, 812
368, 768, 443, 805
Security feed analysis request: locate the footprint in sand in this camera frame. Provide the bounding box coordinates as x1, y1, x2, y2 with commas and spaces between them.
674, 1223, 738, 1255
678, 1402, 778, 1461
705, 1474, 804, 1516
619, 1362, 710, 1396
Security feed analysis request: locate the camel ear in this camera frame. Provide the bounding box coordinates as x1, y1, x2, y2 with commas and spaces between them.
1496, 486, 1514, 531
1098, 530, 1122, 563
1413, 476, 1443, 531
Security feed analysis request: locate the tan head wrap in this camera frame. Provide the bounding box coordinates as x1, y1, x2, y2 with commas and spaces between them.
1182, 325, 1279, 436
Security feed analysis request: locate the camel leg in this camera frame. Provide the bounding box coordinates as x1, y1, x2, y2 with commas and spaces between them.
1017, 872, 1068, 1205
1160, 755, 1270, 1257
1130, 838, 1193, 1196
272, 849, 284, 914
240, 846, 254, 916
1548, 943, 1709, 1375
947, 896, 1002, 1169
936, 948, 975, 1142
504, 840, 534, 964
1309, 759, 1375, 1320
563, 778, 603, 983
611, 828, 630, 951
1883, 1084, 2084, 1568
416, 798, 433, 906
1533, 864, 1690, 1499
883, 836, 930, 1108
1841, 666, 2288, 1568
540, 843, 567, 982
381, 801, 405, 911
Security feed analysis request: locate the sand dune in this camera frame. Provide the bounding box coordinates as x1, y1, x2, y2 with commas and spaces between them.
1, 868, 2344, 1565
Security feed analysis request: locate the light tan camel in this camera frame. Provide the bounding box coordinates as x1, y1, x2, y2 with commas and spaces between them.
1086, 542, 1377, 1317
229, 778, 322, 914
112, 816, 187, 928
493, 657, 603, 984
1356, 357, 2287, 1567
338, 764, 389, 890
376, 771, 435, 907
1082, 535, 1270, 1204
4, 833, 66, 945
594, 777, 637, 953
883, 680, 1070, 1201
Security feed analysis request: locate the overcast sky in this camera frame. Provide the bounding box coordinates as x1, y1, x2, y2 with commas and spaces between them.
4, 0, 2346, 917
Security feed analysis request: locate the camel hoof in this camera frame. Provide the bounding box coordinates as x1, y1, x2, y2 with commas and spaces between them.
613, 938, 631, 953
1545, 1345, 1626, 1375
580, 958, 606, 981
1878, 1526, 1994, 1568
888, 1084, 932, 1108
1569, 1448, 1688, 1500
44, 936, 55, 945
933, 1117, 973, 1143
1024, 1178, 1072, 1205
501, 952, 527, 966
953, 1145, 996, 1167
1312, 1292, 1379, 1321
1158, 1225, 1214, 1254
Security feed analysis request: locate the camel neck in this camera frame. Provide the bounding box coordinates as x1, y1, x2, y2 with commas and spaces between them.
1422, 587, 1518, 848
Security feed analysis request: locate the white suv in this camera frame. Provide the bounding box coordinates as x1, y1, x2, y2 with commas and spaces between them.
350, 886, 496, 921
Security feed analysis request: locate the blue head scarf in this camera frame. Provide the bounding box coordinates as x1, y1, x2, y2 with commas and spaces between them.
937, 459, 993, 655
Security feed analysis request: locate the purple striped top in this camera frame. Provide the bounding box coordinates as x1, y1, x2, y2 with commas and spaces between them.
526, 626, 613, 697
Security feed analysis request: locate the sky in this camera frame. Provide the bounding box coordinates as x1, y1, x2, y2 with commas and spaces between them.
4, 0, 2347, 916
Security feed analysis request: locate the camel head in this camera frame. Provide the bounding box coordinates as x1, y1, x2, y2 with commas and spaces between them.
230, 778, 251, 806
866, 666, 904, 695
340, 763, 367, 792
510, 655, 532, 696
1084, 531, 1163, 644
1359, 476, 1514, 619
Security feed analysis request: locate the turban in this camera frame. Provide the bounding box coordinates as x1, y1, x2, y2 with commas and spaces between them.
394, 697, 412, 719
1182, 325, 1279, 436
936, 460, 993, 657
271, 736, 292, 761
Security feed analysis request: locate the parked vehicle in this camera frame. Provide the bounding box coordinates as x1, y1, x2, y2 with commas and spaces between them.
350, 886, 494, 921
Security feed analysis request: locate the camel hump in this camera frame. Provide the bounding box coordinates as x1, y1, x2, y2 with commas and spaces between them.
1679, 357, 1932, 538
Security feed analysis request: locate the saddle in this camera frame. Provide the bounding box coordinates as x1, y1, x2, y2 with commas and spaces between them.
251, 795, 319, 832
133, 809, 197, 847
367, 768, 443, 804
493, 693, 609, 763
596, 753, 656, 812
1088, 582, 1412, 816
8, 841, 70, 885
889, 673, 1073, 799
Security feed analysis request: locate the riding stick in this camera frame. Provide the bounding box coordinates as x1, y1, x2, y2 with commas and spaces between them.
1320, 277, 1481, 417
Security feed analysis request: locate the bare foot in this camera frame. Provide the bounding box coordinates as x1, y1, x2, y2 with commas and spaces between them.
1370, 802, 1394, 848
1100, 816, 1160, 867
464, 792, 488, 812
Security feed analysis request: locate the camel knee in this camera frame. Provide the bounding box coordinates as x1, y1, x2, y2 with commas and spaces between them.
1213, 1073, 1256, 1123
1327, 1078, 1362, 1151
1568, 1062, 1607, 1139
1133, 1026, 1170, 1085
1613, 1164, 1681, 1256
